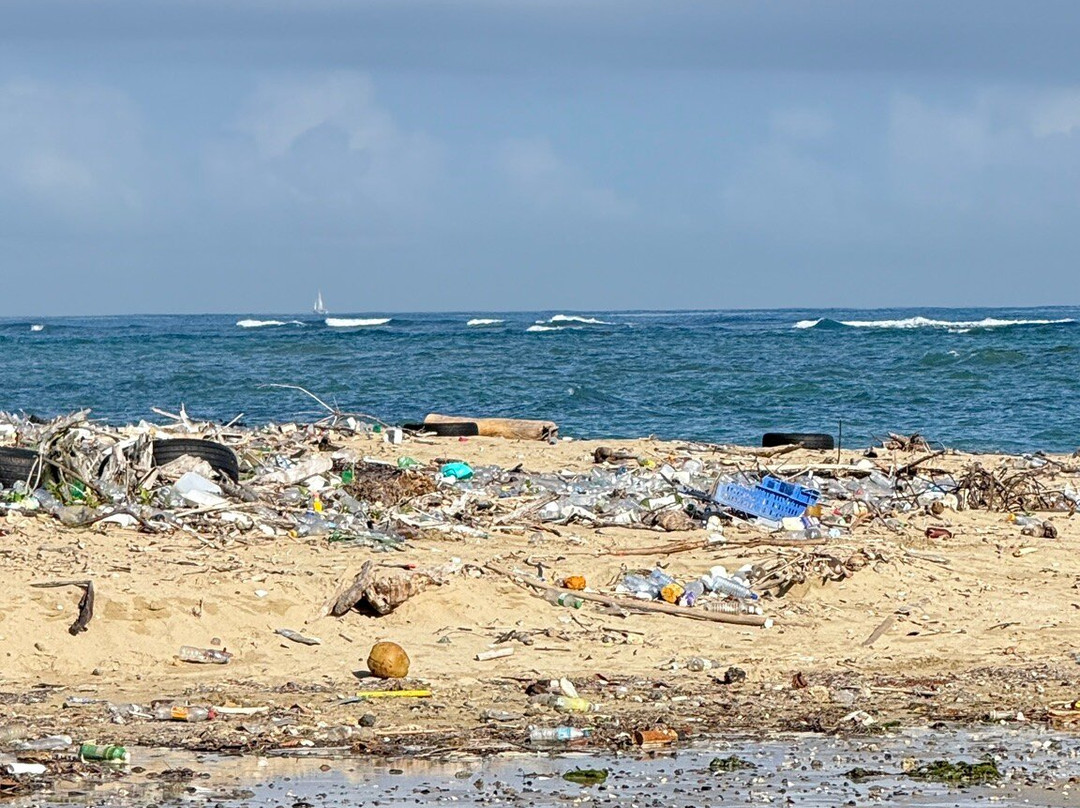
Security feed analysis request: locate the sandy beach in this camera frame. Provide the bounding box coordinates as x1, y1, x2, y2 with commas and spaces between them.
2, 428, 1079, 767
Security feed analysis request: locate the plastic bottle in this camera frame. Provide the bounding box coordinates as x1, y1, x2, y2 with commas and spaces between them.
679, 580, 706, 607
619, 574, 659, 599
529, 726, 591, 742
0, 724, 28, 744
707, 575, 758, 601
1008, 514, 1041, 528
704, 600, 763, 616
544, 591, 584, 609
152, 705, 214, 722
550, 696, 592, 713
79, 743, 130, 763
32, 488, 63, 515
686, 656, 718, 672
14, 734, 72, 751
178, 646, 232, 664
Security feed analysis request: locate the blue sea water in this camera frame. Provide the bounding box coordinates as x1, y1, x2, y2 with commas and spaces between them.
1, 307, 1077, 453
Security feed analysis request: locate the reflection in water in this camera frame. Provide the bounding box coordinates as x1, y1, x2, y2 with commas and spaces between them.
14, 728, 1080, 807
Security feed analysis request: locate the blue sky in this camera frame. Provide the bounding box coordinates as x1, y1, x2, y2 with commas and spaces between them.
2, 0, 1080, 315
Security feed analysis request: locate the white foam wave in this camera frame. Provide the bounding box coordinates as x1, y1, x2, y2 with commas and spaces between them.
527, 324, 567, 332
467, 318, 504, 327
30, 323, 44, 332
547, 314, 613, 325
795, 316, 1074, 330
325, 317, 391, 328
237, 319, 286, 328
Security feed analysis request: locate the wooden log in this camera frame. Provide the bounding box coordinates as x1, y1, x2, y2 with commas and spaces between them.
425, 413, 558, 441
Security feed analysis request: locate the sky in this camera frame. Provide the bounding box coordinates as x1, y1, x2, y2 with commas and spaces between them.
2, 0, 1080, 315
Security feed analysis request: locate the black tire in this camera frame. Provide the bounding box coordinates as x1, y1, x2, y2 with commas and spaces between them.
402, 422, 480, 437
762, 432, 835, 450
0, 447, 53, 489
152, 439, 239, 482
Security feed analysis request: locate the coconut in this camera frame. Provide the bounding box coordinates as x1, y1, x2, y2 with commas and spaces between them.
367, 641, 410, 679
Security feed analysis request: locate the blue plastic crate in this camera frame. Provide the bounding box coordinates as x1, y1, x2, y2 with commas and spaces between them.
714, 476, 820, 521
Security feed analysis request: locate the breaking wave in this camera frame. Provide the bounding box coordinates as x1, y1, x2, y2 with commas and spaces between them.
795, 316, 1075, 330
527, 324, 572, 332
546, 314, 614, 325
236, 319, 305, 328
30, 324, 44, 332
467, 318, 505, 327
325, 317, 391, 328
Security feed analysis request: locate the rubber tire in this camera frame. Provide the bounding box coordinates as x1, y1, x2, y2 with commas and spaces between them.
403, 422, 480, 437
0, 448, 53, 489
762, 432, 835, 450
152, 439, 239, 482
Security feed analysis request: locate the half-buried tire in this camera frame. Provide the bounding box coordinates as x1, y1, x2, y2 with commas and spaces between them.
0, 447, 54, 489
762, 432, 835, 450
152, 439, 239, 482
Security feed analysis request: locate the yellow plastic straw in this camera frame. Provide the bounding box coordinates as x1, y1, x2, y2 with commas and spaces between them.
355, 689, 433, 699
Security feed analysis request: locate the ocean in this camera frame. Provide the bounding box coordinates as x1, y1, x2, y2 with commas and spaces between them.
2, 306, 1077, 453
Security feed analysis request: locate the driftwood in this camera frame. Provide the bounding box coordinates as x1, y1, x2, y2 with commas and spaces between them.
31, 579, 95, 635
485, 562, 769, 627
425, 413, 558, 441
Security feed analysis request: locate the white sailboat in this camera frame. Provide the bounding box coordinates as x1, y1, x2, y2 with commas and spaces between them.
313, 290, 328, 316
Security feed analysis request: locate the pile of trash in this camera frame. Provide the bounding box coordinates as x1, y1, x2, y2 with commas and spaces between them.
617, 565, 763, 615
2, 413, 1076, 554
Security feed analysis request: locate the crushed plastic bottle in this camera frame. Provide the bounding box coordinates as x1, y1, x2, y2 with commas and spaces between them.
686, 656, 719, 671
153, 705, 214, 722
545, 591, 584, 609
14, 734, 72, 751
178, 646, 232, 664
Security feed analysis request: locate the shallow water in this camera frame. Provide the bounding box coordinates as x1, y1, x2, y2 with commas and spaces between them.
17, 728, 1080, 807
2, 306, 1080, 452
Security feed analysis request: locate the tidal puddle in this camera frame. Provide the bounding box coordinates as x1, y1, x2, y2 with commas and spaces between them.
14, 727, 1080, 807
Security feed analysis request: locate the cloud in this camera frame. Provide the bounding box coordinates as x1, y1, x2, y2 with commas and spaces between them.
494, 136, 634, 220
720, 108, 866, 239
206, 72, 441, 219
887, 90, 1080, 222
0, 79, 145, 227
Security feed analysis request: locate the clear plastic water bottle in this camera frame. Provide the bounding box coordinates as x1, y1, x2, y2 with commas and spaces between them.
178, 646, 232, 664
529, 726, 591, 742
679, 580, 706, 607
620, 574, 659, 599
153, 705, 214, 722
545, 591, 584, 609
686, 656, 718, 671
707, 575, 758, 601
14, 734, 72, 751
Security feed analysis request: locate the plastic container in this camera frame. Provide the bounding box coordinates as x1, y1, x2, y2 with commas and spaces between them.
714, 476, 820, 520
79, 743, 130, 763
15, 735, 72, 751
529, 726, 591, 742
178, 646, 232, 664
545, 591, 584, 609
551, 696, 592, 713
706, 575, 758, 601
686, 656, 718, 671
153, 705, 214, 722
